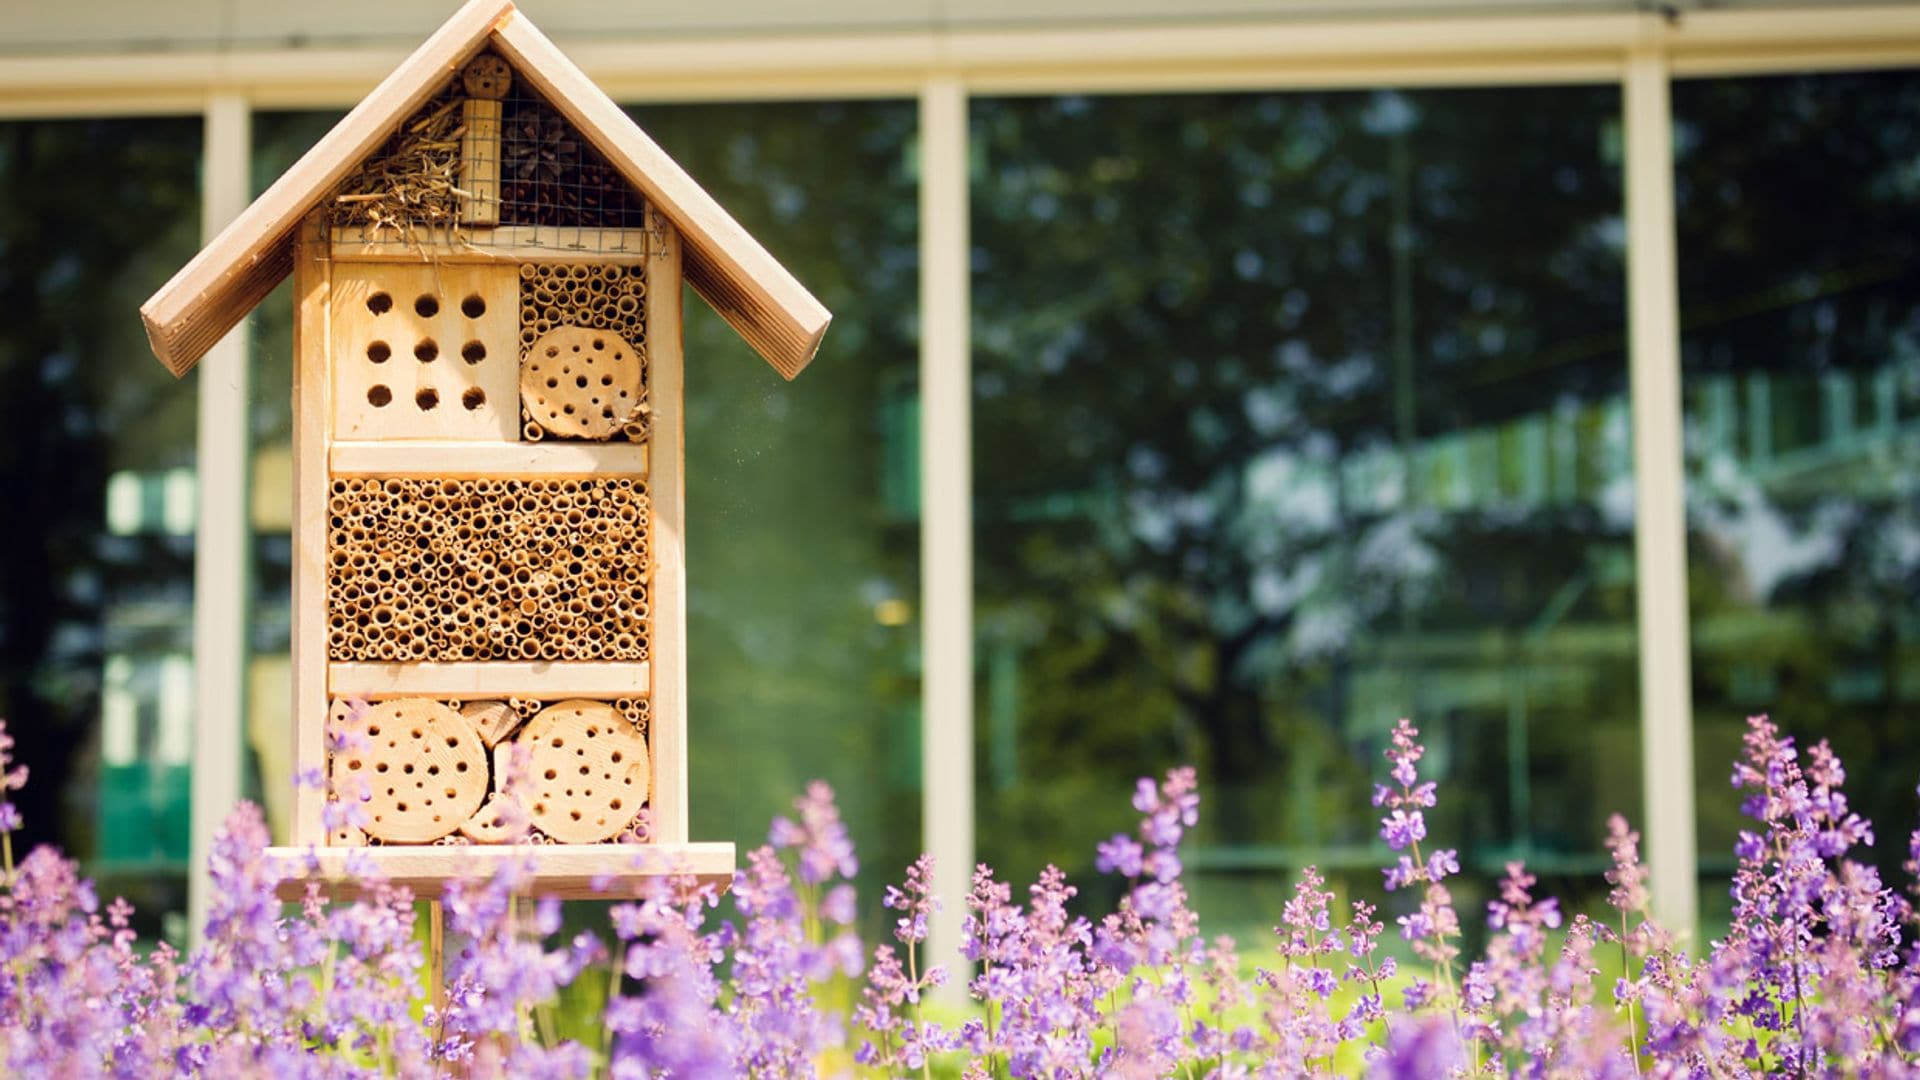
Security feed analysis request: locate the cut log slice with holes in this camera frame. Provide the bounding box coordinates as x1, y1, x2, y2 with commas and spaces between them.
462, 699, 521, 747
459, 795, 520, 844
330, 698, 489, 844
521, 325, 644, 440
461, 739, 528, 843
521, 698, 649, 843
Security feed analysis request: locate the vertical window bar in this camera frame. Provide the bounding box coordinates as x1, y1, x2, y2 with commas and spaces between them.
188, 91, 253, 944
1624, 48, 1700, 936
919, 75, 973, 993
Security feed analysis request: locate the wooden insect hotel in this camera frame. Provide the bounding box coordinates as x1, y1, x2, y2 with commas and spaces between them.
139, 0, 829, 894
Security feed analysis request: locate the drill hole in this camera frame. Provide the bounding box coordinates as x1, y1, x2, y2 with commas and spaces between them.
367, 384, 392, 407
460, 294, 486, 318
462, 388, 486, 411
416, 388, 440, 411
414, 294, 439, 318
461, 341, 486, 364
366, 292, 392, 315
415, 339, 439, 362
366, 341, 391, 364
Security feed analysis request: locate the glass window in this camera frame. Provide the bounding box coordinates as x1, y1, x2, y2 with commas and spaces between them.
0, 117, 202, 925
630, 102, 923, 913
1676, 71, 1920, 920
972, 89, 1634, 935
247, 110, 342, 843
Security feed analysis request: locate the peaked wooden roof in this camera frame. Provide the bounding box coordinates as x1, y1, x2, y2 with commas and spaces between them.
141, 0, 830, 380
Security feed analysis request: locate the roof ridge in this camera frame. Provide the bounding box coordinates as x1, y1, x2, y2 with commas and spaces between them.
141, 0, 828, 380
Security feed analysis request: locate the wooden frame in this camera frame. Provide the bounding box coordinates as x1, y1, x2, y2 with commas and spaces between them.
264, 218, 700, 887
290, 212, 332, 847
271, 842, 735, 901
141, 3, 815, 894
643, 210, 689, 847
330, 440, 649, 477
330, 661, 651, 698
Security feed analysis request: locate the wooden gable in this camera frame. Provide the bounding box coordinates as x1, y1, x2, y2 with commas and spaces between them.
140, 0, 829, 381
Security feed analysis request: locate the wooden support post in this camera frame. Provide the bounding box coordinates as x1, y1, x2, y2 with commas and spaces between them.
428, 899, 445, 1017
645, 211, 687, 847
291, 211, 331, 847
460, 54, 510, 227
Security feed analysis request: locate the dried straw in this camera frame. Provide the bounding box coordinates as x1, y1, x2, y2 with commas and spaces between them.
329, 83, 468, 240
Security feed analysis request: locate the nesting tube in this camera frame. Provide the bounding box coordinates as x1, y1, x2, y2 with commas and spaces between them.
325, 475, 652, 662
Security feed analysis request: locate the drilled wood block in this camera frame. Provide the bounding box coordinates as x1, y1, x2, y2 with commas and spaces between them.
522, 699, 649, 844
330, 698, 489, 843
458, 54, 509, 227
460, 98, 505, 227
330, 262, 520, 439
522, 326, 645, 439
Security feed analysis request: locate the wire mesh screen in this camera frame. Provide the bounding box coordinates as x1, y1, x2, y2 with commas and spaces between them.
328, 52, 660, 256
498, 83, 648, 231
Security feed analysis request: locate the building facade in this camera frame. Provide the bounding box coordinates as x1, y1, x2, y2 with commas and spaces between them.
0, 0, 1915, 966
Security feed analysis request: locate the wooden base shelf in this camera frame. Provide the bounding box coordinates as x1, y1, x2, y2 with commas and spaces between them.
330, 660, 650, 697
331, 440, 648, 477
265, 841, 735, 900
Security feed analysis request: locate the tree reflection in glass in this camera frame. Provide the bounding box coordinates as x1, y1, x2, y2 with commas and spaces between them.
972, 88, 1636, 935
0, 118, 201, 931
1677, 71, 1920, 925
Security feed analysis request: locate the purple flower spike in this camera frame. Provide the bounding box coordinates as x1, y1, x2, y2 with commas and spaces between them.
0, 714, 1912, 1076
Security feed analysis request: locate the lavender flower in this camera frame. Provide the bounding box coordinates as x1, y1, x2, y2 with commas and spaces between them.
860, 854, 955, 1073
0, 712, 1916, 1077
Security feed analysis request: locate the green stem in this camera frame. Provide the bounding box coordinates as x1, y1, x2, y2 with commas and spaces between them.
1620, 911, 1642, 1077
600, 949, 623, 1067
1407, 833, 1474, 1076
906, 938, 932, 1080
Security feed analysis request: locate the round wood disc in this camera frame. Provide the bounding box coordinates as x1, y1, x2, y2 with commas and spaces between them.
522, 699, 649, 843
331, 698, 489, 844
521, 325, 644, 440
